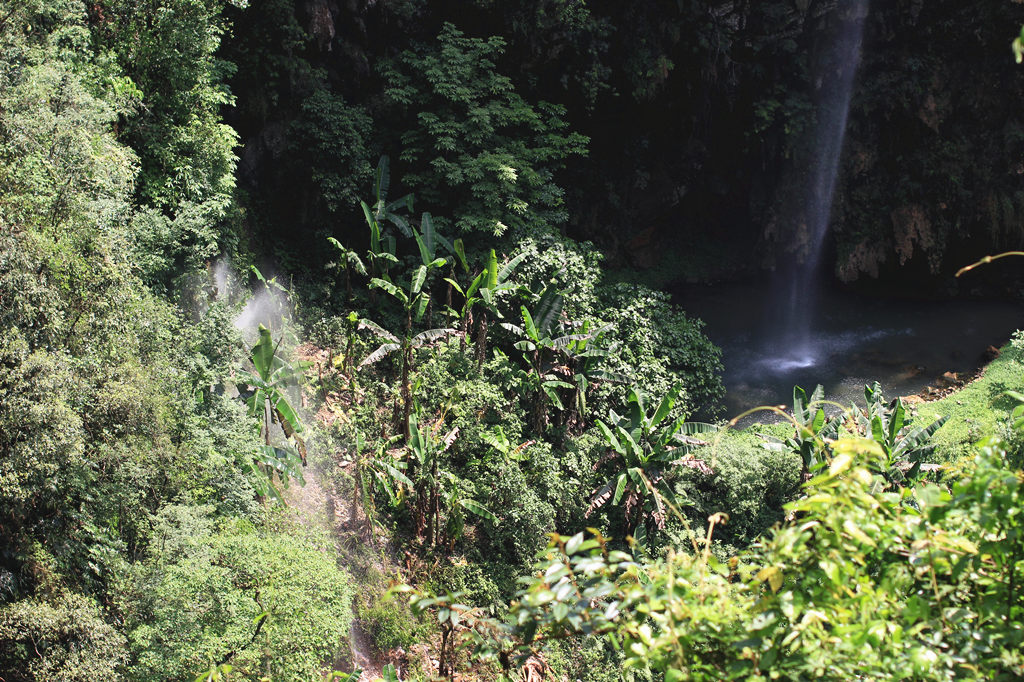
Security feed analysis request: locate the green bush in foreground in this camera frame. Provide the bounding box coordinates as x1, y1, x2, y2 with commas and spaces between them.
491, 435, 1023, 680
400, 394, 1022, 681
118, 506, 354, 681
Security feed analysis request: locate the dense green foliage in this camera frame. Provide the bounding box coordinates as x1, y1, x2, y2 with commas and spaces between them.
380, 23, 588, 237
119, 508, 353, 680
0, 3, 353, 678
490, 434, 1024, 680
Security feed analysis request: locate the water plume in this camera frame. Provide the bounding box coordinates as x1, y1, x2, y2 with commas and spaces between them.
765, 0, 869, 373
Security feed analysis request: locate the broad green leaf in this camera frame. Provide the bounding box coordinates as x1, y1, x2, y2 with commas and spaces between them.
812, 406, 825, 432
892, 414, 948, 458
521, 306, 539, 341
542, 384, 565, 410
385, 192, 414, 217
414, 293, 429, 322
459, 498, 498, 522
374, 156, 390, 204
596, 419, 625, 455
443, 277, 465, 297
360, 342, 401, 366
381, 461, 413, 488
412, 328, 456, 346
387, 212, 412, 238
251, 325, 276, 381
871, 415, 885, 446
499, 322, 525, 337
369, 277, 407, 304
358, 318, 399, 342
651, 384, 681, 428
410, 265, 427, 295
269, 389, 303, 435
532, 286, 563, 336
465, 271, 485, 298
792, 385, 808, 423
420, 212, 437, 258
453, 238, 468, 272
890, 398, 906, 441
381, 663, 400, 682
498, 250, 527, 282
362, 200, 379, 248
612, 473, 628, 505
486, 248, 498, 290
626, 387, 647, 428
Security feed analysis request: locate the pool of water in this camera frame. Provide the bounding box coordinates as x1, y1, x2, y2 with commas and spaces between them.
678, 282, 1024, 420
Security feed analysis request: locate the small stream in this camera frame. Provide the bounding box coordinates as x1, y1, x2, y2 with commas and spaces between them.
679, 281, 1024, 419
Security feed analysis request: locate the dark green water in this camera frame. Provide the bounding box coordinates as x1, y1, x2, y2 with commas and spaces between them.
680, 283, 1024, 420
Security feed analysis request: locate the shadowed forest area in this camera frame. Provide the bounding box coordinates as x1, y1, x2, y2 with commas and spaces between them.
2, 1, 1024, 680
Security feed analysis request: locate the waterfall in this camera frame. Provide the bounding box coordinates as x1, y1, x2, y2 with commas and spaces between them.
765, 0, 869, 372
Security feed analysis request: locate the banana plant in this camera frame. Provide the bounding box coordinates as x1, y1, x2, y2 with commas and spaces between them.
479, 425, 533, 463
561, 321, 630, 431
361, 156, 413, 288
407, 409, 497, 549
341, 431, 411, 540
443, 248, 526, 365
326, 237, 367, 301
412, 211, 453, 268
762, 384, 843, 480
249, 265, 291, 333
361, 255, 455, 439
237, 324, 307, 504
500, 286, 589, 432
587, 385, 717, 548
443, 266, 485, 353
856, 381, 948, 484
410, 212, 456, 325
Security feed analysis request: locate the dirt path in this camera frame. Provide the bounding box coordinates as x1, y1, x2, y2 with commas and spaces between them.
285, 468, 386, 681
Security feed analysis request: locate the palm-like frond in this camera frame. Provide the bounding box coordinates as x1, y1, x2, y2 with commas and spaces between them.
361, 342, 401, 366
358, 318, 399, 343
411, 328, 457, 346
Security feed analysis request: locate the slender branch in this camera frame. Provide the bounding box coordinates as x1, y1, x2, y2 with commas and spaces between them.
955, 251, 1024, 278
218, 591, 268, 666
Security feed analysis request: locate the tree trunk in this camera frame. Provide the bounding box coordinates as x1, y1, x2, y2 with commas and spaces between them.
460, 308, 472, 353
431, 472, 440, 548
401, 307, 414, 439
400, 345, 412, 439
445, 265, 454, 312
475, 312, 488, 371
417, 484, 429, 543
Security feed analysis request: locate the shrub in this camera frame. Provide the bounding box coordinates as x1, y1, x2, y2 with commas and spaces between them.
500, 436, 1024, 680
360, 597, 426, 652
597, 283, 725, 418
502, 236, 725, 419
0, 587, 128, 681
678, 429, 801, 553
119, 507, 355, 680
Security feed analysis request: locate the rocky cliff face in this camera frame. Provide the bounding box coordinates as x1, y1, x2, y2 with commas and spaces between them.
220, 1, 1024, 293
